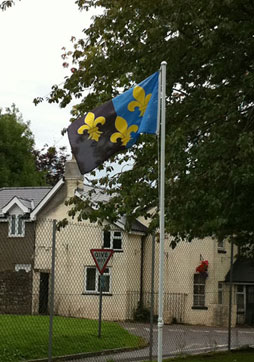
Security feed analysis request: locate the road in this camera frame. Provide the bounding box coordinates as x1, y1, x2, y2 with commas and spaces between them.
65, 323, 254, 362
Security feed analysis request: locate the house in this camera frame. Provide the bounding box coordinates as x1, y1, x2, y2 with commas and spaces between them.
1, 158, 253, 326
0, 185, 52, 314
0, 158, 148, 320
31, 157, 148, 320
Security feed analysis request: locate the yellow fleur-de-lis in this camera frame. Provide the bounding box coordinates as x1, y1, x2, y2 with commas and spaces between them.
110, 116, 138, 146
128, 85, 152, 117
77, 112, 105, 142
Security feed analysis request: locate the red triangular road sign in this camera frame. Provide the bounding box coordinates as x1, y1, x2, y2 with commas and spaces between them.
90, 249, 114, 274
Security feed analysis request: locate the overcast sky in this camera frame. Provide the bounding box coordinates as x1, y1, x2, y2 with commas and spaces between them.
0, 0, 97, 152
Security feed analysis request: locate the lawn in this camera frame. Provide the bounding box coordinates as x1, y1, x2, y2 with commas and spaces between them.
148, 349, 254, 362
0, 314, 145, 362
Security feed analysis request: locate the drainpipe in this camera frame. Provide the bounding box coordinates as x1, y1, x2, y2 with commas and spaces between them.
228, 239, 234, 351
139, 235, 146, 308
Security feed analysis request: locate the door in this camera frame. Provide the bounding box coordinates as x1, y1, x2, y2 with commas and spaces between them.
39, 272, 49, 314
246, 285, 254, 325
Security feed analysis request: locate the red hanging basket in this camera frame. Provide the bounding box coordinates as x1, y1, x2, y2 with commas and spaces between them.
196, 260, 209, 277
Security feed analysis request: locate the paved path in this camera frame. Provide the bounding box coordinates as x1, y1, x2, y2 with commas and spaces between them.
65, 323, 254, 362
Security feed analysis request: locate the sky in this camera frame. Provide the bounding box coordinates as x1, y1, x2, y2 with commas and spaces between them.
0, 0, 98, 152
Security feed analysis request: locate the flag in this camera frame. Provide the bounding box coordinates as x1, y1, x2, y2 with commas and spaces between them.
68, 71, 159, 174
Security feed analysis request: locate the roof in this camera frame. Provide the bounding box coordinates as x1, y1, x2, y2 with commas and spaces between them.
76, 184, 111, 203
76, 185, 148, 235
0, 186, 52, 214
0, 181, 148, 234
225, 258, 254, 283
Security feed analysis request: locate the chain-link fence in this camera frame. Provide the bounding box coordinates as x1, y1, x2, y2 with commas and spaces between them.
0, 218, 253, 362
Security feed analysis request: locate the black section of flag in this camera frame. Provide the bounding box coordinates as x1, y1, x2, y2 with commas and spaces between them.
68, 100, 125, 174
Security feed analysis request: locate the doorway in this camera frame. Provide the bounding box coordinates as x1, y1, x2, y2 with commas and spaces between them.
39, 272, 49, 314
246, 285, 254, 325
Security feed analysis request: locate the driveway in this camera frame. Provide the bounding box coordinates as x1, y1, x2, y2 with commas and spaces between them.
64, 323, 254, 362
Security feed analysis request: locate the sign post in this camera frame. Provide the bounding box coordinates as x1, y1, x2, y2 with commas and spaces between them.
90, 249, 114, 338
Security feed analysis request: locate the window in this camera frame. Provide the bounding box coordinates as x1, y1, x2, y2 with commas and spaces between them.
218, 282, 223, 304
236, 285, 245, 313
84, 267, 111, 294
217, 239, 226, 253
103, 230, 122, 250
9, 215, 24, 237
193, 274, 206, 307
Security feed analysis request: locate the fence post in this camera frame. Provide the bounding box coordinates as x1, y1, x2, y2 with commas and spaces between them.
149, 233, 156, 361
48, 219, 57, 362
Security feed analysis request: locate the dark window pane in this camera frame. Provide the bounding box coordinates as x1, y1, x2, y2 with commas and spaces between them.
98, 274, 110, 293
86, 268, 96, 291
103, 231, 111, 248
11, 216, 16, 234
17, 217, 23, 235
103, 275, 110, 292
113, 237, 122, 249
114, 231, 121, 237
237, 285, 244, 292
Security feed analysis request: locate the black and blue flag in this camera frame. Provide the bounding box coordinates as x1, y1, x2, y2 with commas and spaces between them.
68, 71, 159, 174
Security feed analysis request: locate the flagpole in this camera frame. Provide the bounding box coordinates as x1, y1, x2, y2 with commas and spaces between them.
158, 61, 167, 362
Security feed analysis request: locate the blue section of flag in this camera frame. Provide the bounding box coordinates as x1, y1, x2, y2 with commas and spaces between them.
112, 71, 159, 147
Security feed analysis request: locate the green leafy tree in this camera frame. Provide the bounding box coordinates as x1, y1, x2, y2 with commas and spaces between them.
0, 105, 45, 187
37, 0, 254, 249
33, 145, 68, 186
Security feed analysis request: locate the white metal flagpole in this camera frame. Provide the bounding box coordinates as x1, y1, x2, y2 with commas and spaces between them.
158, 61, 167, 362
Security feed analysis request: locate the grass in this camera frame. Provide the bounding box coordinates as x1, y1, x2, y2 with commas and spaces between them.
146, 349, 254, 362
0, 314, 145, 362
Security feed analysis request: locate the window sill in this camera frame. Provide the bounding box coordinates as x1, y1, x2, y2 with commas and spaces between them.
103, 248, 123, 253
82, 293, 113, 296
192, 306, 208, 310
8, 235, 25, 238
218, 249, 226, 254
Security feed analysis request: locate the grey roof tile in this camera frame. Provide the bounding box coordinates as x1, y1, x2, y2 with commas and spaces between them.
0, 187, 52, 213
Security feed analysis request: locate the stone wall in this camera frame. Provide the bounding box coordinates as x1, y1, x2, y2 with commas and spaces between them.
0, 270, 32, 314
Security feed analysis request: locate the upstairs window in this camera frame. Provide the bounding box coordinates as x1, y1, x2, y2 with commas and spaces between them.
217, 239, 226, 253
9, 215, 24, 237
103, 230, 122, 251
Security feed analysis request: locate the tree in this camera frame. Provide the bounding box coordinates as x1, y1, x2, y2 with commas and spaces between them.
0, 105, 45, 187
37, 0, 254, 249
0, 0, 20, 11
33, 145, 68, 186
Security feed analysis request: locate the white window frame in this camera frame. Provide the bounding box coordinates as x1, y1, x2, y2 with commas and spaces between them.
193, 273, 206, 307
8, 215, 25, 237
103, 230, 123, 251
84, 266, 111, 294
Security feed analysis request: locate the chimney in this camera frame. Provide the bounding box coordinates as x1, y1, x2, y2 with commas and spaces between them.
64, 155, 83, 197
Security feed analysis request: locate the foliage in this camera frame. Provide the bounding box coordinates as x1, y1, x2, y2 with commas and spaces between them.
33, 144, 68, 186
133, 301, 151, 322
37, 1, 254, 249
196, 260, 209, 277
0, 0, 19, 11
0, 105, 45, 187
